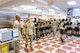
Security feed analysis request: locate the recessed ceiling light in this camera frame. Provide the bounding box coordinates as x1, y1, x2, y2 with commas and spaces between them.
31, 0, 34, 2
67, 1, 76, 5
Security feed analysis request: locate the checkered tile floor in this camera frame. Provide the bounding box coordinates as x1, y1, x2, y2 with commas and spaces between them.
19, 34, 80, 53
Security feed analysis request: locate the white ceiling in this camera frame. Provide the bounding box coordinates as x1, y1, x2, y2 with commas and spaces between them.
0, 0, 78, 16
0, 0, 79, 12
0, 0, 46, 8
52, 0, 80, 11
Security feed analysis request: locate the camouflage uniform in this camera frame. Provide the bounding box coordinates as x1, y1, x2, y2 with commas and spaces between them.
14, 20, 21, 53
51, 20, 58, 36
23, 21, 34, 48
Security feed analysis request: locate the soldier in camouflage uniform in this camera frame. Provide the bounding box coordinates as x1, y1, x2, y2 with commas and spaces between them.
13, 15, 21, 53
51, 19, 58, 37
23, 18, 34, 52
59, 19, 66, 43
34, 18, 38, 40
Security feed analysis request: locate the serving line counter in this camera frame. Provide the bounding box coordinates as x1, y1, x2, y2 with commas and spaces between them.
0, 29, 19, 53
0, 39, 18, 53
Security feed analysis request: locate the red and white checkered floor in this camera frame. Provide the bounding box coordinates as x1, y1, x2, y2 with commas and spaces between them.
19, 35, 80, 53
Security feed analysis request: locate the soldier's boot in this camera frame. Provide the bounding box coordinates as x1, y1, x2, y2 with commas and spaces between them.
30, 46, 33, 51
15, 50, 19, 53
24, 44, 29, 52
30, 37, 33, 52
30, 43, 33, 52
24, 48, 29, 52
60, 38, 64, 43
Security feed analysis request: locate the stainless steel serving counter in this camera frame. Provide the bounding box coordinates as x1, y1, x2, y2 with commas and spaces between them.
0, 39, 18, 53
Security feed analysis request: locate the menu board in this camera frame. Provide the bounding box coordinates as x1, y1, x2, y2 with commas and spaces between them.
67, 8, 73, 16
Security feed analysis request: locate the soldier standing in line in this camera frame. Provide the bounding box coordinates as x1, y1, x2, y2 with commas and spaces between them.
59, 19, 66, 43
34, 18, 38, 40
43, 20, 46, 37
77, 21, 80, 37
23, 18, 34, 52
37, 19, 41, 38
13, 15, 21, 53
47, 21, 49, 35
51, 19, 58, 38
45, 21, 47, 36
41, 20, 44, 38
49, 20, 52, 34
40, 19, 43, 38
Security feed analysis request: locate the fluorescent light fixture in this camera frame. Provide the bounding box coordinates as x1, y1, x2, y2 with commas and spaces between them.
48, 9, 55, 12
31, 0, 34, 2
52, 5, 61, 10
20, 5, 36, 10
42, 12, 47, 15
48, 9, 55, 14
74, 8, 80, 11
67, 1, 76, 5
30, 9, 42, 12
37, 0, 47, 5
13, 8, 16, 10
13, 7, 20, 11
48, 9, 54, 11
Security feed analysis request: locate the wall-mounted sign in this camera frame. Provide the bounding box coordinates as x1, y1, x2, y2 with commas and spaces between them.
67, 8, 73, 16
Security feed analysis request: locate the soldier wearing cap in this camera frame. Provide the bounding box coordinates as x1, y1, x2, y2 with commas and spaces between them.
23, 18, 34, 52
14, 15, 21, 53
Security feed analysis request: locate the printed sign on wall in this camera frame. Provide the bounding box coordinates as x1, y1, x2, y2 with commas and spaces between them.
67, 8, 73, 16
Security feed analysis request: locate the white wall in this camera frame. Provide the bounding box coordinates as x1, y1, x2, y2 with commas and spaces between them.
73, 8, 80, 16
71, 18, 80, 23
